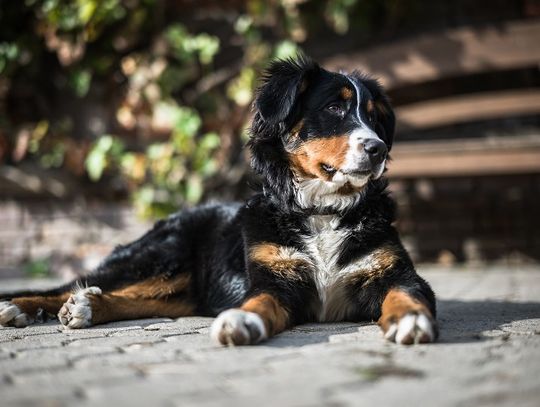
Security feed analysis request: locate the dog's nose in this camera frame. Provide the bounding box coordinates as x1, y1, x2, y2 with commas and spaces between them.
363, 139, 387, 164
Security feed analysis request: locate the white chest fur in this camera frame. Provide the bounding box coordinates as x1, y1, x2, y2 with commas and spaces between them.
302, 215, 357, 321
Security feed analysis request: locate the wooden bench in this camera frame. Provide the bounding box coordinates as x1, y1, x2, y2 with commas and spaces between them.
324, 20, 540, 91
389, 135, 540, 178
324, 20, 540, 179
395, 89, 540, 131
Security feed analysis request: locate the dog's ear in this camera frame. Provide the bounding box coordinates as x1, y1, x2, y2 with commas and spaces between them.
248, 56, 317, 208
255, 55, 318, 125
363, 78, 395, 151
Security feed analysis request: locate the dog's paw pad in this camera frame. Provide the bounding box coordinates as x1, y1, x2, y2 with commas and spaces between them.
384, 312, 436, 345
58, 287, 101, 329
0, 301, 32, 328
211, 309, 267, 346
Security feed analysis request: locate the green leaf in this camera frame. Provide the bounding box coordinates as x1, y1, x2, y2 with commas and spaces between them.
195, 34, 220, 64
165, 24, 219, 64
199, 159, 217, 176
234, 15, 253, 34
23, 259, 50, 278
40, 143, 65, 168
85, 148, 106, 180
200, 132, 220, 151
174, 107, 201, 138
85, 135, 124, 180
185, 175, 203, 204
70, 68, 92, 97
325, 0, 358, 34
0, 42, 19, 74
78, 0, 97, 24
147, 143, 168, 160
273, 40, 299, 60
227, 67, 255, 106
137, 186, 155, 205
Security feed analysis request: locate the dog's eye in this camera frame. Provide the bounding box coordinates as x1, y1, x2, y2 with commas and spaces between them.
320, 163, 337, 174
326, 104, 344, 117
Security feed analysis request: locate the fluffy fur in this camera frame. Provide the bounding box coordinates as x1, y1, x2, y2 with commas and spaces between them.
0, 56, 437, 345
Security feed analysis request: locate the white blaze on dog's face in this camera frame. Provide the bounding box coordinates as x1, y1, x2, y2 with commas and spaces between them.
285, 71, 394, 211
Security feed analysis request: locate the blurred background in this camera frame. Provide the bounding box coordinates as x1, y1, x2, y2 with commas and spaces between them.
0, 0, 539, 280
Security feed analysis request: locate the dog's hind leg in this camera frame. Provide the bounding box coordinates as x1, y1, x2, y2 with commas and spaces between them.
0, 289, 73, 327
1, 273, 196, 329
1, 207, 212, 329
58, 274, 195, 329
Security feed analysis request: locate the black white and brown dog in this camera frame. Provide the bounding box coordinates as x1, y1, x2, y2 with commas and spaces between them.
0, 56, 437, 345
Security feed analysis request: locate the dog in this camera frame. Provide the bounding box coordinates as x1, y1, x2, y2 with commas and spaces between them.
0, 56, 437, 345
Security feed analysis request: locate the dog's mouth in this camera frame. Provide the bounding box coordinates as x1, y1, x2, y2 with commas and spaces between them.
321, 164, 372, 179
336, 168, 373, 188
344, 169, 372, 178
293, 168, 373, 210
304, 169, 371, 199
340, 161, 386, 184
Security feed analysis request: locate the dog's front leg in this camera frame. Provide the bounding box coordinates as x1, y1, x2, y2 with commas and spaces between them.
211, 293, 289, 346
378, 287, 438, 345
211, 241, 315, 346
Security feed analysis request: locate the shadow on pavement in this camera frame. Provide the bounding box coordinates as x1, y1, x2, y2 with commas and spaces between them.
263, 299, 540, 347
436, 299, 540, 343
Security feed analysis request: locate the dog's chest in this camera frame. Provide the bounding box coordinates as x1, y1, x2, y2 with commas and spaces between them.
302, 215, 358, 321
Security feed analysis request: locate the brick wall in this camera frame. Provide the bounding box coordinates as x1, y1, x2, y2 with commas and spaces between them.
0, 200, 150, 279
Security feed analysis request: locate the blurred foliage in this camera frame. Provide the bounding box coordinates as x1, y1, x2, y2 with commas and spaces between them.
0, 0, 407, 218
23, 258, 51, 278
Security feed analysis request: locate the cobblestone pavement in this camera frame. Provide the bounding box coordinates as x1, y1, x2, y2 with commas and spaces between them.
1, 268, 539, 407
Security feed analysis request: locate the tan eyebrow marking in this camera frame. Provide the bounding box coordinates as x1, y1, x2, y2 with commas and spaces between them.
341, 87, 353, 100
366, 100, 375, 113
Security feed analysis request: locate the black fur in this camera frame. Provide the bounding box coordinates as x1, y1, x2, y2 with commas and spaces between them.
1, 56, 436, 342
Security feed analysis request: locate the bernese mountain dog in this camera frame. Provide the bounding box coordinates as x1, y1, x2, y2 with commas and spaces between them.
0, 56, 437, 345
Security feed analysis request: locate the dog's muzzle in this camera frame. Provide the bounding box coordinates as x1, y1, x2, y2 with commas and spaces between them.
339, 129, 388, 181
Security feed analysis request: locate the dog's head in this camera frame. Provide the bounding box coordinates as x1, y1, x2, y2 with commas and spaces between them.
249, 56, 395, 212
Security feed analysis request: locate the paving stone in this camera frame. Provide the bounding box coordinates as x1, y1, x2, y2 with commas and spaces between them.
0, 268, 539, 407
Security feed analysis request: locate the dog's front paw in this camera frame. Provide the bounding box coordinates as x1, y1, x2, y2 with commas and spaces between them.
383, 311, 437, 345
211, 309, 267, 346
0, 301, 32, 328
58, 287, 101, 329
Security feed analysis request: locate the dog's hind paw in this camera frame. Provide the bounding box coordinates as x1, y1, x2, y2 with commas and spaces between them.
0, 301, 33, 328
384, 312, 437, 345
58, 287, 101, 329
211, 309, 267, 346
